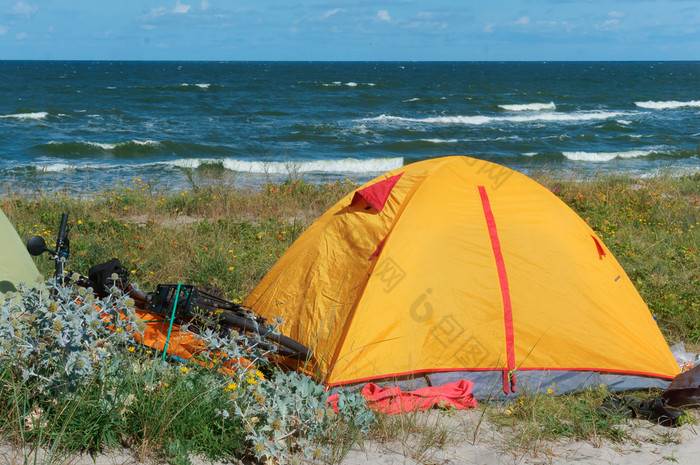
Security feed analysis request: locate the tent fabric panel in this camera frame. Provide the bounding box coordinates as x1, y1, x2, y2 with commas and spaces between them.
482, 178, 679, 378
327, 165, 508, 384
0, 211, 39, 293
245, 167, 429, 378
328, 369, 672, 399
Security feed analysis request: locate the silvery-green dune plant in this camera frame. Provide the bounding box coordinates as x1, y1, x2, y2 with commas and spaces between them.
0, 279, 374, 464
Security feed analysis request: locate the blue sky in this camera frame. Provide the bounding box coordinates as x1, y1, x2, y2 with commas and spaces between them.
1, 1, 698, 60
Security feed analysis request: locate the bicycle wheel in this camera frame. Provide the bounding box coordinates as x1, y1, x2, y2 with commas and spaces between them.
219, 311, 311, 360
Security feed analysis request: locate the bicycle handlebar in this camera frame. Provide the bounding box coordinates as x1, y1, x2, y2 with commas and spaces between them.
54, 213, 70, 282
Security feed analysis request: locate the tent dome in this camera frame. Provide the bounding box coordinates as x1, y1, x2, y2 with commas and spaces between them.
246, 157, 679, 396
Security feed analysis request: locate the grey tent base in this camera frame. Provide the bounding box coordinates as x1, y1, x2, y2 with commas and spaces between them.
331, 370, 671, 400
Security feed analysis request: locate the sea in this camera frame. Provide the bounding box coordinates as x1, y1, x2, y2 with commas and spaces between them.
1, 61, 698, 193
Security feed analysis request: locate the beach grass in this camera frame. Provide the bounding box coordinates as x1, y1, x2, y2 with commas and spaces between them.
1, 170, 698, 462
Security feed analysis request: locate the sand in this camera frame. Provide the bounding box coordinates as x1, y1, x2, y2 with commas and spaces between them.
341, 409, 700, 465
2, 409, 698, 465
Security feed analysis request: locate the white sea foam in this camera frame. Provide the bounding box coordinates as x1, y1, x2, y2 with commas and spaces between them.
364, 111, 622, 125
345, 82, 358, 87
404, 97, 421, 102
419, 138, 458, 144
522, 152, 538, 157
47, 140, 161, 150
37, 163, 75, 172
159, 157, 404, 174
180, 83, 211, 89
87, 142, 118, 150
499, 102, 556, 112
0, 111, 48, 120
635, 100, 700, 110
132, 140, 161, 146
562, 149, 657, 162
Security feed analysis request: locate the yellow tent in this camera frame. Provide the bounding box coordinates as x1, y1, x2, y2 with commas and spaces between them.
246, 157, 679, 395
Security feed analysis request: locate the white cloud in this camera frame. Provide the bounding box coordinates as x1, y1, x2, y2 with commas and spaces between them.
16, 31, 28, 39
377, 10, 391, 22
405, 20, 447, 30
322, 8, 345, 19
289, 26, 298, 34
0, 26, 7, 35
142, 7, 167, 20
12, 2, 38, 18
201, 0, 210, 11
601, 18, 619, 28
417, 12, 433, 19
173, 1, 191, 14
609, 11, 625, 18
515, 16, 530, 25
484, 22, 495, 33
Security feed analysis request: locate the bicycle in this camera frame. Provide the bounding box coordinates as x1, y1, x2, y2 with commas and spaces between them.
26, 213, 311, 360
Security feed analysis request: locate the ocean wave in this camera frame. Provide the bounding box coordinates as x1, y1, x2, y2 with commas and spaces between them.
319, 81, 374, 88
47, 140, 161, 150
635, 100, 700, 110
159, 157, 404, 174
499, 102, 556, 112
180, 83, 211, 89
363, 111, 622, 125
562, 149, 658, 162
38, 140, 163, 157
418, 138, 459, 144
39, 163, 75, 173
0, 111, 48, 120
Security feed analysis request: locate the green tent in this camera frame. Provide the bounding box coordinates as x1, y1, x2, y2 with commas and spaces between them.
0, 210, 39, 293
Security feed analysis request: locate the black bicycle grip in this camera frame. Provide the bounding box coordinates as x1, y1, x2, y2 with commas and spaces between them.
57, 213, 69, 251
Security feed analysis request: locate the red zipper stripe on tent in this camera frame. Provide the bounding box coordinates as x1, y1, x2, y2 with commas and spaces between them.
478, 185, 516, 394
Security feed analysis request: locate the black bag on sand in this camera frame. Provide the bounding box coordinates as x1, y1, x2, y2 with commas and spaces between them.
88, 258, 129, 298
662, 364, 700, 408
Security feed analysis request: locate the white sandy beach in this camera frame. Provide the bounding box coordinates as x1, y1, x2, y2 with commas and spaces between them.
2, 409, 698, 465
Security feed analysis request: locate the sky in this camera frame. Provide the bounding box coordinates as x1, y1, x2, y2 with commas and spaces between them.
0, 0, 698, 61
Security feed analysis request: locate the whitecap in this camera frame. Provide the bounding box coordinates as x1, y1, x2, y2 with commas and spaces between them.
158, 157, 404, 175
87, 142, 118, 150
345, 82, 358, 87
419, 138, 459, 144
562, 149, 656, 162
403, 97, 421, 102
635, 100, 700, 110
0, 111, 48, 120
499, 102, 556, 112
362, 111, 623, 126
132, 140, 161, 147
